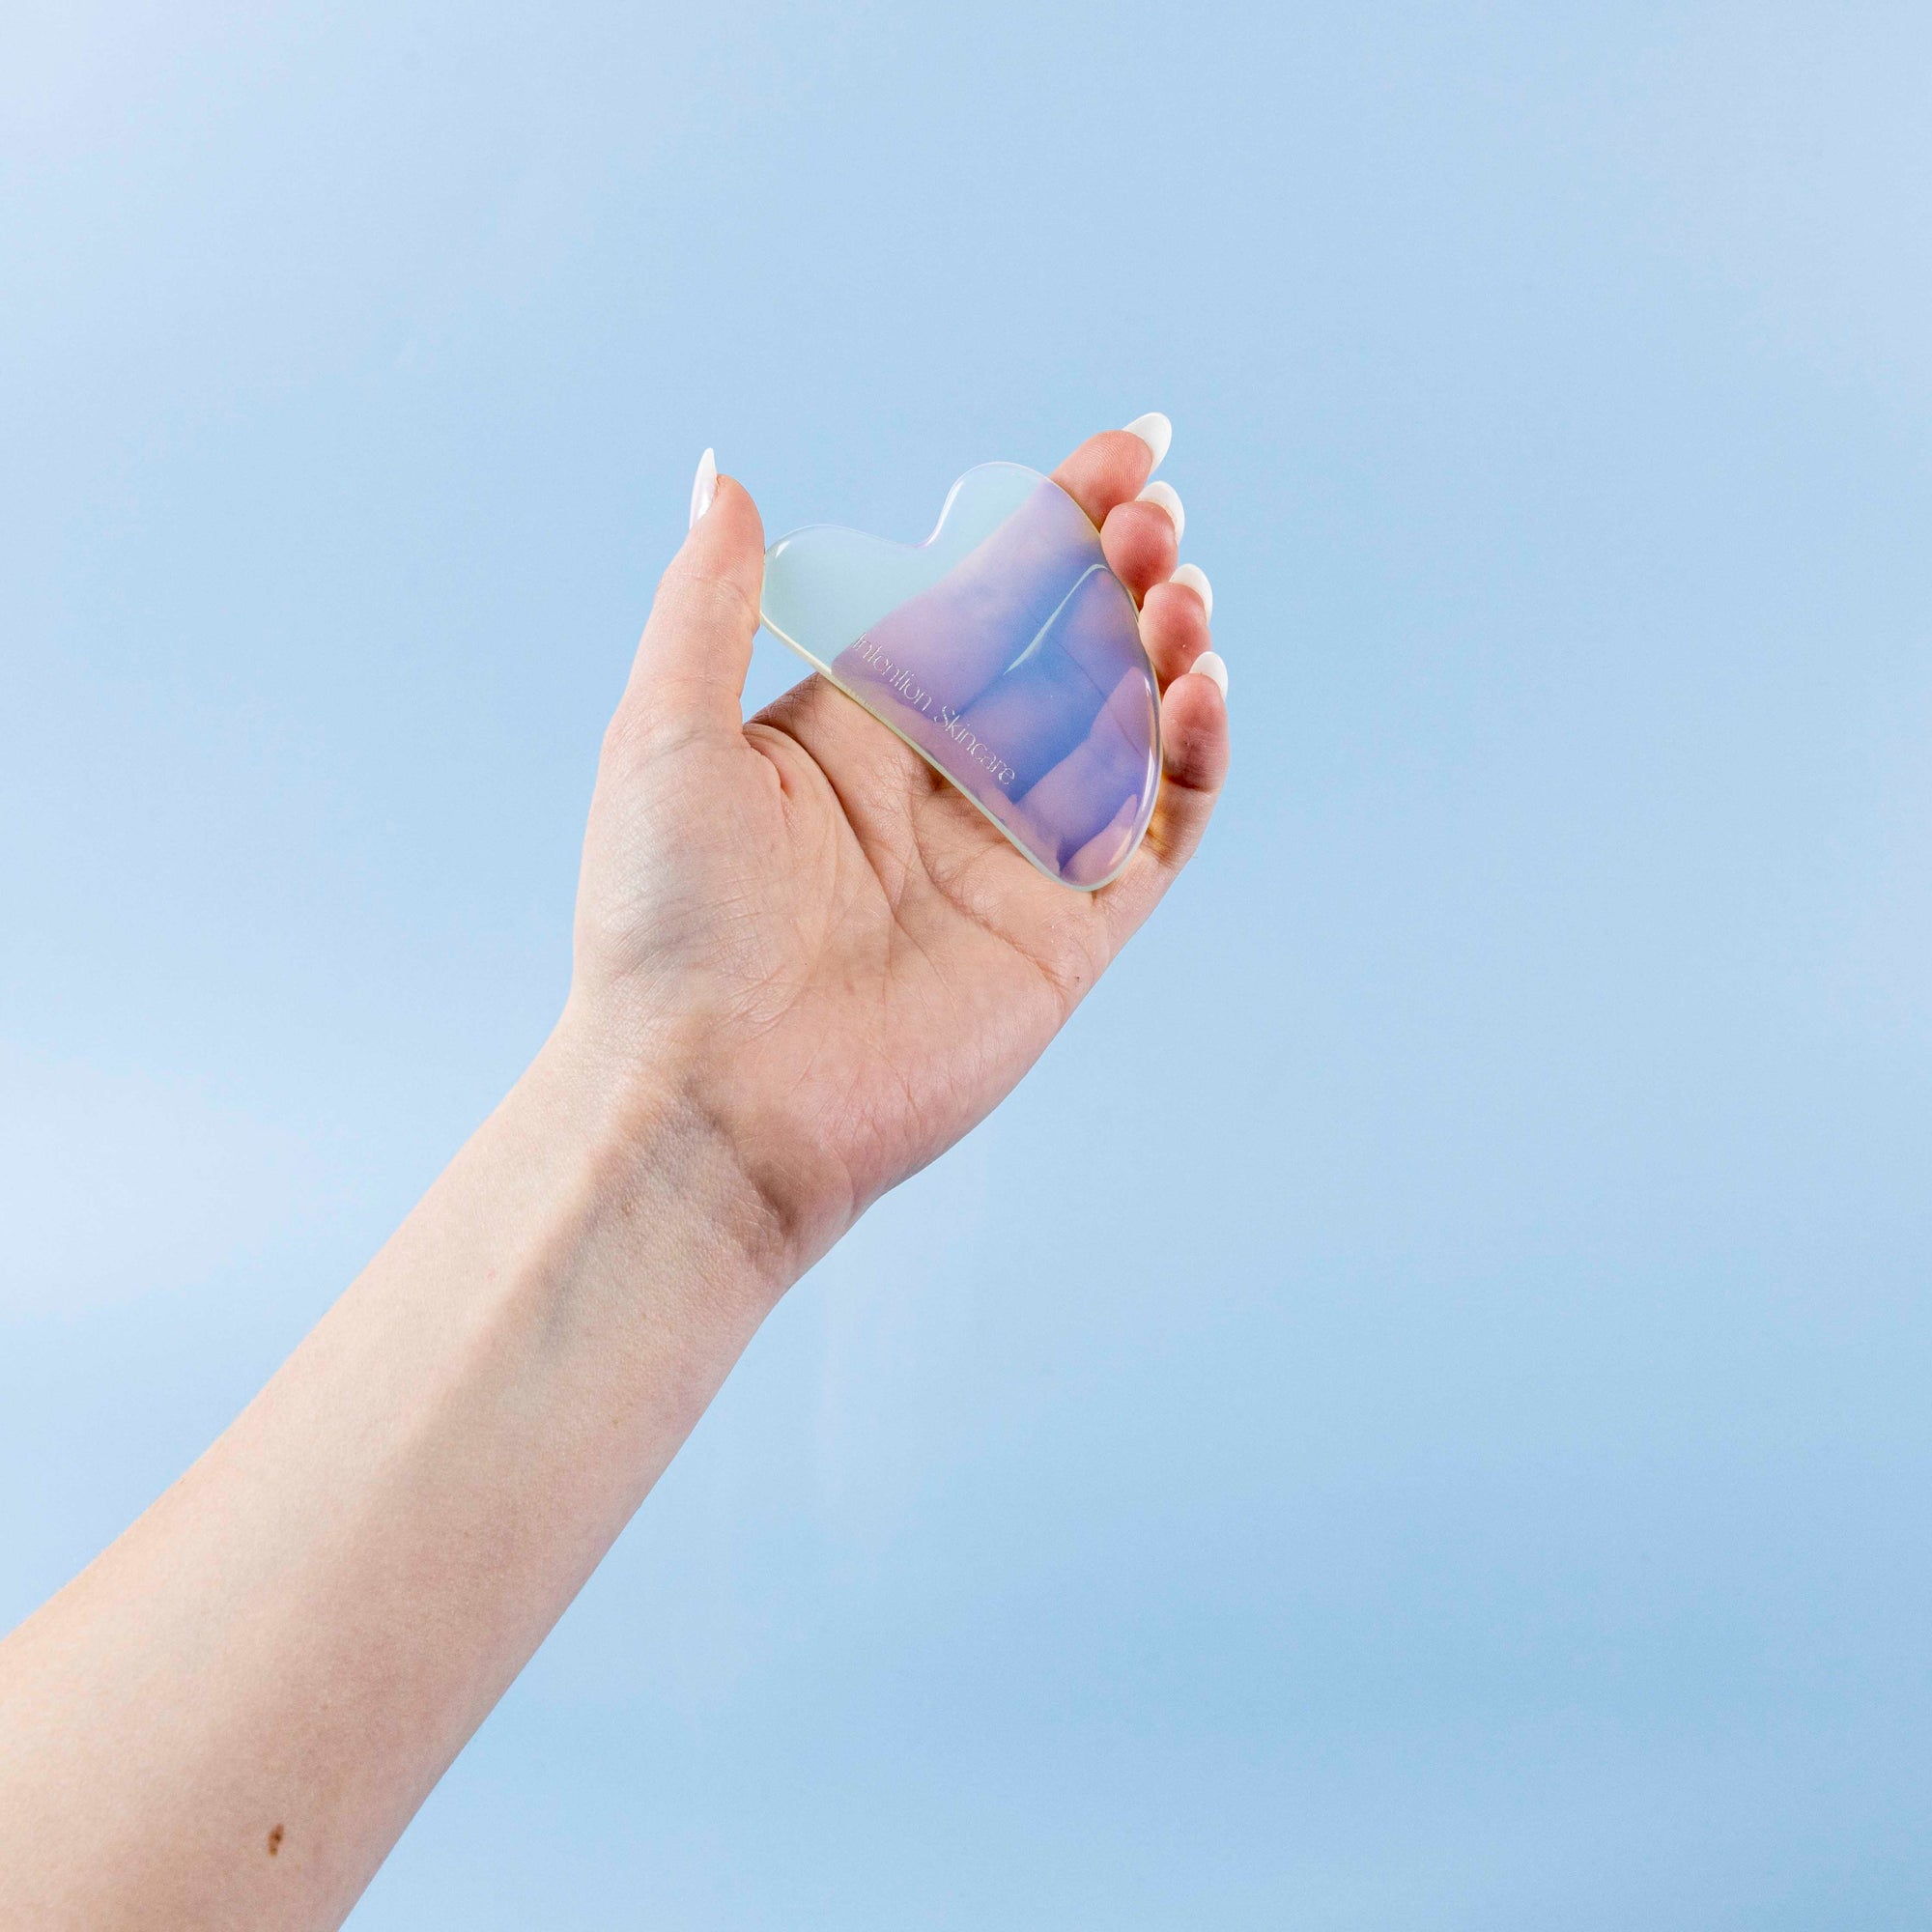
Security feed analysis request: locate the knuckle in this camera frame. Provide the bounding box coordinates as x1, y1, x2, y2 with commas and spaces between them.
656, 562, 757, 632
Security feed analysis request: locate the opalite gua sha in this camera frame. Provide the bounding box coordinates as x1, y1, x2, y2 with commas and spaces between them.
758, 463, 1162, 890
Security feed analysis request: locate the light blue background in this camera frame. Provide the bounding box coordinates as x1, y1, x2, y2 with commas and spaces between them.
5, 3, 1932, 1923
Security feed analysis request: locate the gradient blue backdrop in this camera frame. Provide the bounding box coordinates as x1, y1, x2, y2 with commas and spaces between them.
6, 4, 1932, 1924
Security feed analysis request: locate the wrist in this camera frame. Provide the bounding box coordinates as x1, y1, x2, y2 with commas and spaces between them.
532, 1000, 810, 1315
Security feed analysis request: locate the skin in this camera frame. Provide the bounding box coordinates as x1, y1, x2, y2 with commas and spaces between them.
0, 427, 1228, 1931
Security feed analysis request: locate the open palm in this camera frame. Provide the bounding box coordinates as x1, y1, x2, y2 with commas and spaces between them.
571, 425, 1229, 1270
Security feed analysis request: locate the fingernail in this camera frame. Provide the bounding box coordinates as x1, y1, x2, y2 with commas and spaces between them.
688, 447, 717, 530
1192, 649, 1229, 697
1171, 561, 1213, 620
1137, 479, 1184, 542
1122, 412, 1172, 472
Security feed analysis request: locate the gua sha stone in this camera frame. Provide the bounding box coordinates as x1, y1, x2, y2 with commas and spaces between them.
758, 463, 1161, 890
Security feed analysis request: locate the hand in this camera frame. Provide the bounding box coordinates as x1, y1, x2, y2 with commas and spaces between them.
567, 425, 1230, 1280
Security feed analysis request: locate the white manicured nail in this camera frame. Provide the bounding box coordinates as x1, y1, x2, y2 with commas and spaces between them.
688, 447, 717, 529
1137, 479, 1184, 543
1171, 561, 1213, 620
1122, 412, 1172, 472
1192, 649, 1228, 697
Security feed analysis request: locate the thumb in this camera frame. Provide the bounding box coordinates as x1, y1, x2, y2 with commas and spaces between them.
624, 450, 765, 733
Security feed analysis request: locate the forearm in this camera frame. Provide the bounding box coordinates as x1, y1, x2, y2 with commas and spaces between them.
0, 1015, 788, 1931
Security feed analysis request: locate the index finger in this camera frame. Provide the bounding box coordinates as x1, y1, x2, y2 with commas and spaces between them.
1051, 415, 1168, 528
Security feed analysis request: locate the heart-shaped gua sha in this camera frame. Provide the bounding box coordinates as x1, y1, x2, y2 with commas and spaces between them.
758, 463, 1161, 890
